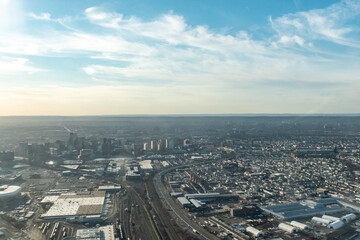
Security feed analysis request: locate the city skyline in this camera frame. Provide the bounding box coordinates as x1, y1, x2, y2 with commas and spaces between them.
1, 0, 360, 115
0, 115, 359, 239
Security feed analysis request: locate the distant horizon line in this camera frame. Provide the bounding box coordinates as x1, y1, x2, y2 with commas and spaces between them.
1, 113, 360, 117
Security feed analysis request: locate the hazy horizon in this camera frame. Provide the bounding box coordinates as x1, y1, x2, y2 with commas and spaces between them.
1, 113, 360, 117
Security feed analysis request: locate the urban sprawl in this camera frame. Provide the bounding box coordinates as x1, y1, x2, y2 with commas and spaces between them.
0, 116, 359, 240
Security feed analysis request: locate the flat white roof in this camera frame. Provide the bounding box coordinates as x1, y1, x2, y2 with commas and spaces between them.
98, 185, 121, 190
41, 195, 59, 203
177, 197, 191, 205
76, 225, 115, 240
139, 160, 153, 170
42, 192, 105, 218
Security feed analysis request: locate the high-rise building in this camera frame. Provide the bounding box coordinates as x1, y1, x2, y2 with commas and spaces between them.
157, 140, 163, 151
157, 139, 162, 151
143, 143, 149, 151
67, 132, 78, 147
78, 149, 94, 160
150, 140, 155, 151
102, 138, 113, 156
17, 142, 29, 157
184, 139, 190, 147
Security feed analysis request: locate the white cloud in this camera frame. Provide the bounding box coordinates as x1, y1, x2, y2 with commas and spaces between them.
84, 7, 268, 56
29, 12, 52, 21
0, 2, 359, 114
0, 56, 43, 75
83, 66, 97, 75
277, 35, 305, 46
0, 32, 156, 57
271, 0, 360, 47
0, 3, 357, 85
2, 5, 351, 86
85, 7, 123, 28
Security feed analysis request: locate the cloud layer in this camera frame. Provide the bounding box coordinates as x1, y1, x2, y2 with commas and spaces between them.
0, 0, 359, 115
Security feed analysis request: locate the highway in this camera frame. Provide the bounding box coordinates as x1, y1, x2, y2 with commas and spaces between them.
153, 165, 219, 240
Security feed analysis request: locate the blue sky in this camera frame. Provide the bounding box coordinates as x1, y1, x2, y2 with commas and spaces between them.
0, 0, 359, 115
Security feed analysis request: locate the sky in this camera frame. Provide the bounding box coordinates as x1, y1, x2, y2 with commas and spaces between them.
0, 0, 359, 115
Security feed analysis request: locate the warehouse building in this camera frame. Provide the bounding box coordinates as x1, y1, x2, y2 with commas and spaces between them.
139, 160, 153, 172
279, 223, 297, 233
177, 197, 192, 208
261, 198, 343, 220
246, 226, 264, 238
185, 193, 239, 203
76, 225, 115, 240
341, 213, 356, 222
290, 221, 310, 231
312, 216, 331, 225
41, 191, 106, 222
328, 220, 344, 230
189, 199, 207, 211
98, 185, 122, 192
322, 214, 340, 222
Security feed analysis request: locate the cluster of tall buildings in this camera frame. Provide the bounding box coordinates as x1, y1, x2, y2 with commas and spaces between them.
143, 138, 174, 152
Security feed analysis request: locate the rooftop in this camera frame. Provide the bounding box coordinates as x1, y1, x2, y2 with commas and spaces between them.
261, 198, 344, 220
42, 191, 105, 219
0, 185, 21, 198
76, 225, 115, 240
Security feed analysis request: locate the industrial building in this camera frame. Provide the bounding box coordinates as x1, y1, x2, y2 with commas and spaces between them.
246, 226, 264, 238
125, 165, 141, 180
327, 220, 344, 230
261, 198, 343, 220
177, 197, 192, 208
76, 225, 115, 240
312, 216, 331, 225
341, 213, 356, 222
279, 223, 297, 233
322, 214, 340, 222
98, 185, 122, 192
41, 191, 106, 222
139, 160, 153, 171
185, 193, 239, 203
290, 221, 310, 230
189, 199, 207, 211
125, 171, 141, 180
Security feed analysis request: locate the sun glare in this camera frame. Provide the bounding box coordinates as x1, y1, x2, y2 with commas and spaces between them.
0, 0, 23, 30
